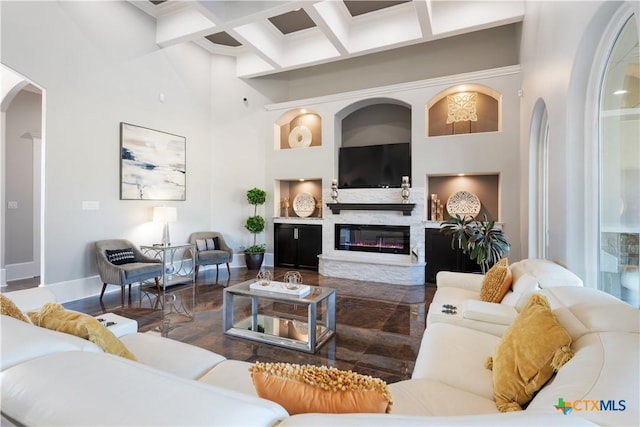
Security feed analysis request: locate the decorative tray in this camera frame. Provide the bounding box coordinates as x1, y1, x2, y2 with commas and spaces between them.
249, 281, 311, 297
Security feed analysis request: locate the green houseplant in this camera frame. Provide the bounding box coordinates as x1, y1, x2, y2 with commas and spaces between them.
440, 214, 510, 274
244, 187, 267, 270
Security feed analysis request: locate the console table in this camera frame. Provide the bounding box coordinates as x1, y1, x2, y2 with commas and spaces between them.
223, 280, 336, 353
140, 243, 195, 335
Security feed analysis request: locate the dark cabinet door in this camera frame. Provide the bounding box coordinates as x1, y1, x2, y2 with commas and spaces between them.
297, 225, 322, 270
274, 224, 322, 270
275, 224, 297, 268
424, 228, 481, 283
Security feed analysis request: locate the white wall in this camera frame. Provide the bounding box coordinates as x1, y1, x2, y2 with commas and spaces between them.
208, 55, 287, 260
0, 1, 215, 297
0, 1, 289, 299
5, 90, 40, 265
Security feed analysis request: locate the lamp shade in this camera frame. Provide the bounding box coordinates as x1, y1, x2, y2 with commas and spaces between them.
153, 206, 177, 223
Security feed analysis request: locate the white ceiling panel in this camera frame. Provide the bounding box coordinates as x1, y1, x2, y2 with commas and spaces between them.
129, 0, 525, 78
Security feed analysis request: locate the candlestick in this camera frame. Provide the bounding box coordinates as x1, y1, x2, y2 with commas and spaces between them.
401, 177, 410, 203
330, 179, 339, 203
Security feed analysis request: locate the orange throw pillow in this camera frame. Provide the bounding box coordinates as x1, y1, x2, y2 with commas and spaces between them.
479, 258, 513, 303
249, 362, 392, 414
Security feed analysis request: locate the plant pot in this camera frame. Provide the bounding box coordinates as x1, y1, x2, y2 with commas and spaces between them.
244, 252, 265, 270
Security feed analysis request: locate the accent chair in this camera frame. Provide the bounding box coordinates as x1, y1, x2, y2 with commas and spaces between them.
188, 231, 233, 281
94, 239, 163, 305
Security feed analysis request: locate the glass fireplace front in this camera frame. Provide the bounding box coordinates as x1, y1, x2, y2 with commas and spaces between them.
335, 224, 410, 254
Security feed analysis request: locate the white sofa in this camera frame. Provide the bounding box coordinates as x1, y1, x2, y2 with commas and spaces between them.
427, 258, 584, 336
1, 260, 638, 426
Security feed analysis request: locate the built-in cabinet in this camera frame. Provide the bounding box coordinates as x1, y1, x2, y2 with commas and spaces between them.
424, 228, 481, 283
274, 223, 322, 271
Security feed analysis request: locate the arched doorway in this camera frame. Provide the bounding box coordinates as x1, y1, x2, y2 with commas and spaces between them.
1, 64, 45, 288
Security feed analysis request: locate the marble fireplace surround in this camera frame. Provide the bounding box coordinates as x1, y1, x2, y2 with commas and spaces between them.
319, 188, 427, 286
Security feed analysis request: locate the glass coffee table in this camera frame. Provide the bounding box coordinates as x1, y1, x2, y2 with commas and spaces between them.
223, 279, 336, 353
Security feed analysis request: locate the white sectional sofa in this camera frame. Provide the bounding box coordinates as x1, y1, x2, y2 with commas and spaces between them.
427, 258, 584, 336
1, 259, 638, 426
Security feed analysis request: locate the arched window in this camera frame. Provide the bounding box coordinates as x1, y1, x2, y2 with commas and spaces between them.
597, 13, 639, 307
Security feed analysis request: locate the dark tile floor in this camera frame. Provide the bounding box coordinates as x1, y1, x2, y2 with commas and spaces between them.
5, 268, 436, 384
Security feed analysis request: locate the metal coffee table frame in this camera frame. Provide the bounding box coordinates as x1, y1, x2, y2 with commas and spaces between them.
223, 280, 336, 353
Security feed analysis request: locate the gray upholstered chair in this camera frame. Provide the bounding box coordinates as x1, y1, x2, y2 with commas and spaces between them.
188, 232, 233, 280
95, 239, 163, 305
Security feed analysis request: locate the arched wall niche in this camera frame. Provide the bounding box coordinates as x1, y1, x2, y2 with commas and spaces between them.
334, 97, 412, 188
335, 97, 411, 148
426, 84, 502, 137
274, 108, 321, 149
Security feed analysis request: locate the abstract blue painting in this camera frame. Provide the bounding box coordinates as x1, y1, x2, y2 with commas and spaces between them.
120, 122, 186, 200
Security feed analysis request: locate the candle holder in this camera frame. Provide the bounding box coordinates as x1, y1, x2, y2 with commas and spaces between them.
430, 194, 439, 221
401, 176, 410, 204
330, 179, 339, 203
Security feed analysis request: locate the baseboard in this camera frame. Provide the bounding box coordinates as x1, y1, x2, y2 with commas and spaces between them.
5, 261, 39, 282
39, 276, 104, 304
30, 252, 275, 304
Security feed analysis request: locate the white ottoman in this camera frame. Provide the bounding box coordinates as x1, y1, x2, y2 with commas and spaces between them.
95, 312, 138, 337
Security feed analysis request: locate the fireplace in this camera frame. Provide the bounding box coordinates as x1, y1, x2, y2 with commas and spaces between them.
335, 224, 410, 254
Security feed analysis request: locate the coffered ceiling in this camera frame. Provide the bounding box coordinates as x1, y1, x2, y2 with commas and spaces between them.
129, 0, 525, 78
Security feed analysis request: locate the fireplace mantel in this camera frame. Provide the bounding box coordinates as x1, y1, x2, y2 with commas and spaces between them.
326, 202, 416, 216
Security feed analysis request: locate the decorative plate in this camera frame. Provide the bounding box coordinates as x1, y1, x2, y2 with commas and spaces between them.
446, 190, 481, 218
288, 125, 312, 148
293, 192, 316, 217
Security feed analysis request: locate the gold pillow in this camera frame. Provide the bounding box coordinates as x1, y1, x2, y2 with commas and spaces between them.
0, 294, 31, 323
479, 258, 513, 303
28, 303, 136, 360
486, 294, 573, 412
249, 362, 392, 415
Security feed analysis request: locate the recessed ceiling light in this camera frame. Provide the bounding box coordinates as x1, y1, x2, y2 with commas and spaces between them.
613, 90, 628, 95
298, 179, 305, 182
457, 173, 465, 177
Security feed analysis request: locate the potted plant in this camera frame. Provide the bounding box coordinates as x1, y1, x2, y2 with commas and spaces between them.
244, 187, 267, 270
440, 214, 510, 274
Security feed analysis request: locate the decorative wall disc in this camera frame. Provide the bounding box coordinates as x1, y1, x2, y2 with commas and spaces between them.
446, 190, 481, 218
292, 192, 316, 217
288, 125, 312, 148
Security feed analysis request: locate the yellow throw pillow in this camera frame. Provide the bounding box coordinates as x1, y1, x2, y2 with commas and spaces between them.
479, 258, 513, 303
28, 303, 136, 360
486, 294, 573, 412
0, 294, 31, 323
249, 362, 392, 415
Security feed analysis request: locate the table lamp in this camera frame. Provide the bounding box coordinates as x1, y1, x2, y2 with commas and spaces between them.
153, 206, 177, 246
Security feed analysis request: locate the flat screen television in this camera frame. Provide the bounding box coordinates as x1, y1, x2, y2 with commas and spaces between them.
338, 142, 411, 188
